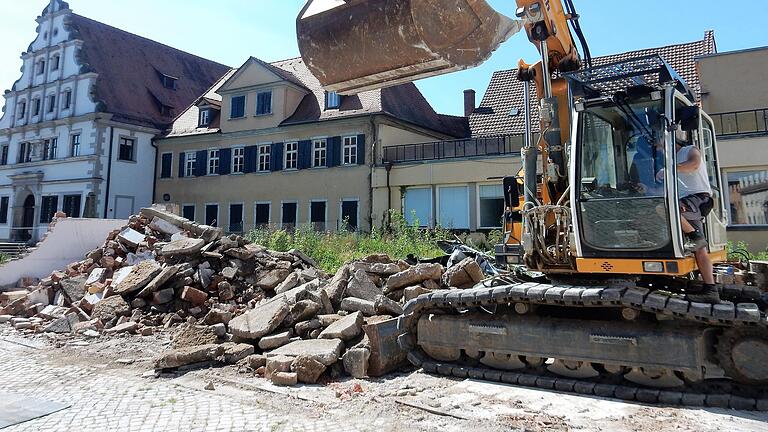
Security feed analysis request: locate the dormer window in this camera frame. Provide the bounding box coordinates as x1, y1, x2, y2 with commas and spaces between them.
256, 90, 272, 116
51, 54, 60, 71
325, 91, 341, 109
157, 71, 178, 90
230, 95, 246, 119
199, 109, 211, 127
150, 91, 174, 116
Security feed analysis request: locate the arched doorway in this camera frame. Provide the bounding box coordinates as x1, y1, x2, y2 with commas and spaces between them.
19, 194, 35, 241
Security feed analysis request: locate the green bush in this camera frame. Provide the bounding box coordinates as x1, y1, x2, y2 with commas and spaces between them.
0, 253, 7, 265
727, 241, 768, 262
245, 210, 451, 274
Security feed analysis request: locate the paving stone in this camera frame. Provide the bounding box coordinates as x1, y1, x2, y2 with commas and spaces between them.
247, 354, 267, 369
291, 355, 326, 384
268, 338, 344, 366
113, 261, 162, 295
228, 295, 290, 340
318, 311, 363, 341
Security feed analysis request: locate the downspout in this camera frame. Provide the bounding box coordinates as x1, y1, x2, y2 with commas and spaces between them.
151, 137, 158, 205
385, 161, 393, 229
103, 126, 114, 218
368, 115, 377, 231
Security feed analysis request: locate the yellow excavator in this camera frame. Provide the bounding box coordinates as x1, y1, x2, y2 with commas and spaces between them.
296, 0, 768, 409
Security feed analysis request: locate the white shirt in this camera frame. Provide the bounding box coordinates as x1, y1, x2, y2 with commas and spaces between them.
677, 145, 712, 198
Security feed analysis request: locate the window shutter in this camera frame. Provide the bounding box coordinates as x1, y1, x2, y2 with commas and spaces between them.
160, 153, 172, 178
178, 152, 186, 177
329, 136, 341, 167
298, 140, 312, 170
195, 150, 207, 176
357, 134, 366, 165
243, 146, 257, 173
219, 148, 232, 175
271, 143, 283, 172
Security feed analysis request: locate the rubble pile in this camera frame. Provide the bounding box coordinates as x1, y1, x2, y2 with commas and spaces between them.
0, 207, 487, 385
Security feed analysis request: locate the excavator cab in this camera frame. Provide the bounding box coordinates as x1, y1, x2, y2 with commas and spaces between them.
296, 0, 522, 94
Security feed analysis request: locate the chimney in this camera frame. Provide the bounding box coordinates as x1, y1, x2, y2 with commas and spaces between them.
463, 89, 476, 117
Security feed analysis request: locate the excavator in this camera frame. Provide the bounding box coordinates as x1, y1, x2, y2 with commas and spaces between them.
296, 0, 768, 409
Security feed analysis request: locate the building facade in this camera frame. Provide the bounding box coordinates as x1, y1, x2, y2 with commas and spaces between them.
697, 46, 768, 252
155, 57, 467, 233
0, 0, 228, 242
372, 32, 717, 234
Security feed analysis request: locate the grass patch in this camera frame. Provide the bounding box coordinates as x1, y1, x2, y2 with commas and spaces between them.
246, 211, 453, 274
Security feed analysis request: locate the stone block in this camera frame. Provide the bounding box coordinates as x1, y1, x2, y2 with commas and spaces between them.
318, 311, 363, 341
151, 288, 175, 305
340, 297, 376, 316
181, 286, 208, 305
105, 321, 138, 334
342, 347, 370, 378
258, 330, 293, 350
374, 295, 403, 316
292, 355, 326, 384
274, 271, 301, 294
256, 268, 291, 291
443, 257, 484, 289
265, 354, 294, 379
228, 295, 290, 340
154, 344, 224, 369
268, 338, 344, 366
271, 372, 298, 386
114, 261, 162, 295
347, 269, 383, 302
220, 342, 255, 364
91, 295, 130, 323
60, 276, 87, 303
385, 263, 443, 292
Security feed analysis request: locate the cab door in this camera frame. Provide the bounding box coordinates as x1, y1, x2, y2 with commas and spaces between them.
700, 112, 728, 251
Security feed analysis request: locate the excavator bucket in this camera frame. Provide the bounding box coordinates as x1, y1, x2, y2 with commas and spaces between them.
297, 0, 522, 94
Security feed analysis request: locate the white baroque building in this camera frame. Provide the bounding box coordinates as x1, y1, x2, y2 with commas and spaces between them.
0, 0, 229, 242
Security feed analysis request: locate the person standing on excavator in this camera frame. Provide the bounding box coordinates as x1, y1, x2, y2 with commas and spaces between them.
657, 135, 720, 304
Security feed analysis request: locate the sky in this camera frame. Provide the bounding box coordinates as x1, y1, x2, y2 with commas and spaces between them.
0, 0, 766, 116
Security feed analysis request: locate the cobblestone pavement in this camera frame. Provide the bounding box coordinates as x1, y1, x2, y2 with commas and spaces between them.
0, 339, 386, 432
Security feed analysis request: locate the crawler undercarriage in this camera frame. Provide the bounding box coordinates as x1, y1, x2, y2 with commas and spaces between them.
397, 279, 768, 410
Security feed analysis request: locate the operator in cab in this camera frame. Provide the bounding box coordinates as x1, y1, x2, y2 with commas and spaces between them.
657, 130, 719, 304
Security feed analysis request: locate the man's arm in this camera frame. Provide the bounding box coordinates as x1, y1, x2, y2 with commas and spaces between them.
677, 147, 702, 173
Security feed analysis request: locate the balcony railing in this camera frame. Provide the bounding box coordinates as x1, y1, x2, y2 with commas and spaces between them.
383, 134, 527, 164
711, 108, 768, 137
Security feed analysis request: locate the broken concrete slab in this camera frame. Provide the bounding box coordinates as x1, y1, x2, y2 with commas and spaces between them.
292, 355, 326, 384
258, 330, 292, 350
113, 261, 162, 295
111, 266, 134, 287
340, 297, 376, 316
265, 355, 294, 379
287, 300, 321, 325
104, 321, 138, 335
43, 316, 72, 334
220, 343, 255, 364
325, 265, 350, 305
374, 295, 403, 316
342, 347, 370, 378
154, 344, 224, 369
149, 216, 183, 236
137, 265, 180, 297
274, 271, 301, 294
228, 295, 289, 340
443, 257, 484, 289
385, 263, 443, 292
347, 269, 383, 302
60, 276, 87, 303
318, 311, 363, 341
256, 268, 291, 291
268, 338, 344, 366
271, 371, 298, 386
172, 324, 219, 348
181, 286, 208, 305
91, 295, 130, 323
118, 227, 146, 247
160, 237, 206, 256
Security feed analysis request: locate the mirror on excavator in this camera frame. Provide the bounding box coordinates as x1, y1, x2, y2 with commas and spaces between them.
297, 0, 523, 94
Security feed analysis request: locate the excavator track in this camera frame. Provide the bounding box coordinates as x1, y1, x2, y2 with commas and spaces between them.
397, 282, 768, 410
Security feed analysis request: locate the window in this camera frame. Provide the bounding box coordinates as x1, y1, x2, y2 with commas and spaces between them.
0, 197, 8, 224
725, 169, 768, 226
404, 187, 432, 227
343, 136, 358, 165
47, 95, 56, 113
230, 95, 246, 119
256, 91, 272, 116
37, 60, 46, 75
40, 196, 58, 223
229, 203, 244, 233
310, 201, 327, 231
184, 152, 197, 177
43, 138, 57, 160
325, 91, 341, 109
118, 137, 135, 161
51, 54, 60, 71
199, 109, 211, 127
205, 204, 219, 226
18, 142, 31, 163
32, 98, 41, 116
312, 139, 327, 168
208, 149, 220, 175
340, 199, 359, 231
63, 194, 81, 218
160, 74, 178, 90
18, 101, 26, 118
284, 142, 298, 170
479, 184, 505, 228
258, 145, 271, 172
438, 186, 469, 229
255, 202, 271, 227
232, 147, 244, 174
0, 145, 8, 165
281, 202, 298, 229
71, 134, 81, 156
160, 153, 173, 178
62, 90, 71, 110
182, 204, 195, 221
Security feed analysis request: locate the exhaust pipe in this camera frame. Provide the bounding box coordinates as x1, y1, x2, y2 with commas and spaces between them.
297, 0, 522, 94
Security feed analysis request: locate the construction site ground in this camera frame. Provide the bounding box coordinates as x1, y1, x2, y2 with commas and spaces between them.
2, 327, 766, 432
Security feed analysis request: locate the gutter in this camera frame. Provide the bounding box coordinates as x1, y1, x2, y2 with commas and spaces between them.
103, 126, 114, 218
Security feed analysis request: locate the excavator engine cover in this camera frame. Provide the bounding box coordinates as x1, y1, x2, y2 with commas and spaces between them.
297, 0, 522, 94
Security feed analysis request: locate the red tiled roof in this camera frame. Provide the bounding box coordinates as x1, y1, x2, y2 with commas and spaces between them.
67, 14, 231, 129
469, 31, 717, 137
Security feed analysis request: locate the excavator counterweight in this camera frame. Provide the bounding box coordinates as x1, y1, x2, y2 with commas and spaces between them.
297, 0, 522, 94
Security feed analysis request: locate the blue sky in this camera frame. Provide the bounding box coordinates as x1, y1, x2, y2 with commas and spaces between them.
0, 1, 765, 116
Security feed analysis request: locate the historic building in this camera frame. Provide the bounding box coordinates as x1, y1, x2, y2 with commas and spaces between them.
0, 0, 229, 242
154, 57, 467, 233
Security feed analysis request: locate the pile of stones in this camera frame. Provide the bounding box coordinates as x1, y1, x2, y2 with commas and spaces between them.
0, 207, 486, 385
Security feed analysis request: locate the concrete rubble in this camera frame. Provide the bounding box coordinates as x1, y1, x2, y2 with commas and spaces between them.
0, 206, 495, 387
